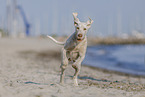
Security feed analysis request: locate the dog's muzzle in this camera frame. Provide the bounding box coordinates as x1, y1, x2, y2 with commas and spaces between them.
77, 34, 83, 41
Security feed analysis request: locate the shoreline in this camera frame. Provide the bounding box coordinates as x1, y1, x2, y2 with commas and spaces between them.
41, 36, 145, 45
88, 37, 145, 45
83, 65, 145, 78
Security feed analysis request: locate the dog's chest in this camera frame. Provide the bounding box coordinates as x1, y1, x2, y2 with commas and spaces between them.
66, 51, 79, 63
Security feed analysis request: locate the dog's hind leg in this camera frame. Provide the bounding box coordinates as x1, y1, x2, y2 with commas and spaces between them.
60, 48, 68, 84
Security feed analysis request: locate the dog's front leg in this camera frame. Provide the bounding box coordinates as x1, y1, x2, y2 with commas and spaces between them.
72, 63, 81, 86
60, 48, 68, 84
72, 54, 85, 86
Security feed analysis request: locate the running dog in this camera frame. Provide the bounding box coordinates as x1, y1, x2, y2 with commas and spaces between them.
47, 12, 93, 86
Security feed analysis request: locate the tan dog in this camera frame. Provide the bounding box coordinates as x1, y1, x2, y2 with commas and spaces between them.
47, 12, 93, 86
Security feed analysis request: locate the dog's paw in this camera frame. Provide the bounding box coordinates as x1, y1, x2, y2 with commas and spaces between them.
73, 79, 78, 86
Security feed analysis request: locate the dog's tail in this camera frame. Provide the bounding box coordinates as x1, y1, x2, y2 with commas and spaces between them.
47, 35, 65, 45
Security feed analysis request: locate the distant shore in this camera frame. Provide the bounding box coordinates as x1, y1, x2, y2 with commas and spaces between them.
2, 35, 145, 45
40, 36, 145, 45
88, 37, 145, 45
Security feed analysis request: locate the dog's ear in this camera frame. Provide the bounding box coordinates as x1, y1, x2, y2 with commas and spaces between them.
73, 12, 80, 26
87, 17, 93, 28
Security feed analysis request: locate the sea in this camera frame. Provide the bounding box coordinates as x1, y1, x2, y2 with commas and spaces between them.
83, 45, 145, 76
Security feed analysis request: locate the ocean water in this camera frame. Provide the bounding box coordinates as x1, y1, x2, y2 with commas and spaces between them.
83, 45, 145, 76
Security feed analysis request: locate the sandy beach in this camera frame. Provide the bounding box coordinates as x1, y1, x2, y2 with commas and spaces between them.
0, 38, 145, 97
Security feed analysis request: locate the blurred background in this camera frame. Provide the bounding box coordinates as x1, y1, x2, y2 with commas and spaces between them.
0, 0, 145, 38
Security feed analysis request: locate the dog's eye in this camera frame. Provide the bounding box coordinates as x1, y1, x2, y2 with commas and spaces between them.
74, 22, 78, 25
76, 27, 79, 30
84, 28, 87, 30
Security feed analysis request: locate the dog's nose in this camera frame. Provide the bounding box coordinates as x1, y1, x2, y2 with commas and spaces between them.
78, 34, 82, 37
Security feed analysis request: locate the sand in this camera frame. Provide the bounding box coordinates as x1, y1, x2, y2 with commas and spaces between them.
0, 38, 145, 97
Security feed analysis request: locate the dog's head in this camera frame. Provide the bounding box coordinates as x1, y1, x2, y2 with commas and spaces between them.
73, 12, 93, 41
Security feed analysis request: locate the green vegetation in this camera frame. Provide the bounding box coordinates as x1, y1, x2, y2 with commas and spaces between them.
0, 29, 7, 37
88, 37, 145, 45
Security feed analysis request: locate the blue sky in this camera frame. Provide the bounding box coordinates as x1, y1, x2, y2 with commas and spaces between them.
0, 0, 145, 37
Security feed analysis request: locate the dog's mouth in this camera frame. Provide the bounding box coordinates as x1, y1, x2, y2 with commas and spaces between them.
77, 38, 82, 41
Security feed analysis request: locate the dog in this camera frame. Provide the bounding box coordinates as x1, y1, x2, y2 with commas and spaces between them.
47, 12, 93, 86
